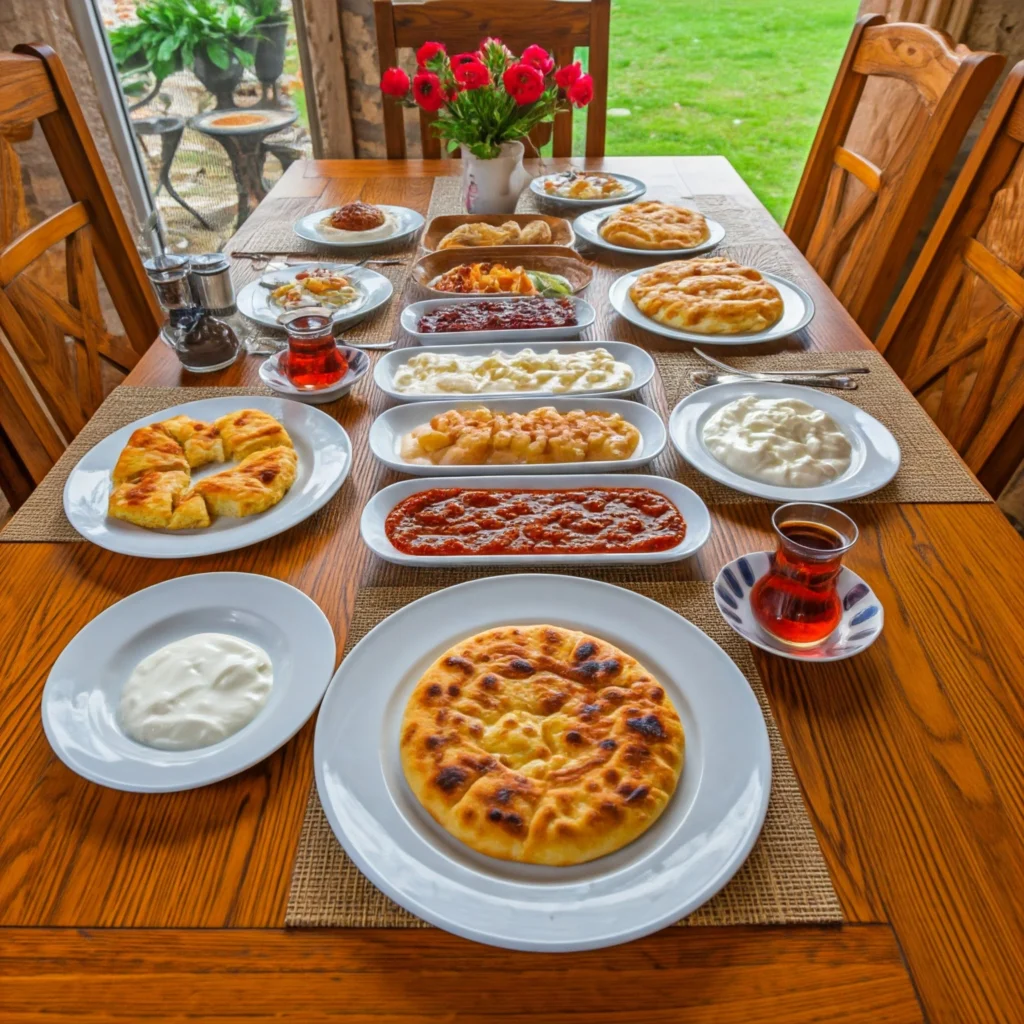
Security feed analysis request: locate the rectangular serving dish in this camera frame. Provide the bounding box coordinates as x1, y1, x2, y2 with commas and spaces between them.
422, 213, 575, 252
412, 246, 593, 296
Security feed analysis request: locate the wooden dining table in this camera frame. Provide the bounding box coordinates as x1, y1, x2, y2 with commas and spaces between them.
2, 156, 1023, 1024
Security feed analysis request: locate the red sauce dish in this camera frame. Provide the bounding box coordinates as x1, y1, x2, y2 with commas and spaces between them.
418, 297, 577, 334
384, 487, 687, 557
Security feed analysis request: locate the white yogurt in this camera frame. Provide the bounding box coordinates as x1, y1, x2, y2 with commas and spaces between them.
317, 210, 397, 242
120, 633, 273, 751
702, 395, 852, 487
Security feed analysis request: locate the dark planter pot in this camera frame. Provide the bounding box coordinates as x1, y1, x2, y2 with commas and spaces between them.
193, 36, 258, 109
254, 17, 288, 85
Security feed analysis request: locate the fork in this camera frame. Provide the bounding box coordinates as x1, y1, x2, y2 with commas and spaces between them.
693, 347, 870, 378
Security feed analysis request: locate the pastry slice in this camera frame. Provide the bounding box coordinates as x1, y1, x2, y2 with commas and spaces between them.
193, 446, 298, 518
214, 409, 293, 461
159, 415, 226, 469
111, 425, 189, 484
108, 470, 191, 529
519, 220, 552, 245
168, 490, 211, 530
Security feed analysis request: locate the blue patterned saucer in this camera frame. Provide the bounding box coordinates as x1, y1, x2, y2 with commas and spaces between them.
714, 551, 883, 662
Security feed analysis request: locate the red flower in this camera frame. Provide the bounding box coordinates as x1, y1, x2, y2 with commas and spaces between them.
555, 61, 583, 90
412, 70, 446, 112
502, 62, 545, 105
380, 66, 410, 98
453, 57, 490, 90
416, 41, 446, 67
521, 44, 554, 76
566, 72, 594, 108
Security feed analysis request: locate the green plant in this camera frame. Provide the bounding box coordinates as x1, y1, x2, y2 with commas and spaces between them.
238, 0, 285, 20
110, 0, 258, 81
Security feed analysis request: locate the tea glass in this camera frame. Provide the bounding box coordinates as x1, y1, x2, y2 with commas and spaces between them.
278, 308, 348, 390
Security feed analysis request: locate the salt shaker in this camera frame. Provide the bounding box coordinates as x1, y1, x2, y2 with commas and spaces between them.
143, 254, 199, 352
190, 253, 278, 356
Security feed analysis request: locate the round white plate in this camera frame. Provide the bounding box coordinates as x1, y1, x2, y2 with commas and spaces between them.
400, 295, 595, 345
293, 205, 424, 249
669, 381, 901, 501
42, 572, 337, 792
259, 345, 370, 403
374, 340, 655, 402
369, 396, 665, 476
314, 573, 771, 950
715, 552, 884, 662
609, 266, 815, 345
237, 262, 393, 330
361, 472, 711, 566
64, 396, 352, 558
529, 171, 646, 208
574, 206, 725, 257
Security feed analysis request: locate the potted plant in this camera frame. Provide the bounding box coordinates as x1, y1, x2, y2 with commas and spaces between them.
240, 0, 290, 94
380, 39, 595, 213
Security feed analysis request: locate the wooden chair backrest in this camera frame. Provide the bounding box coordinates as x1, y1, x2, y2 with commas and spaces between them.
0, 44, 160, 510
785, 16, 1004, 338
877, 62, 1024, 497
373, 0, 610, 159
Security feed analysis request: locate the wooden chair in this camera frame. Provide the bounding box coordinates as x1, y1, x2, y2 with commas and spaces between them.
876, 62, 1024, 497
785, 16, 1004, 338
0, 44, 159, 510
373, 0, 610, 159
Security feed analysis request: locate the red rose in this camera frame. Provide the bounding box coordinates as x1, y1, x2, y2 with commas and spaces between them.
380, 66, 410, 98
453, 57, 490, 90
566, 72, 594, 108
521, 44, 554, 76
554, 61, 583, 90
502, 62, 545, 105
416, 41, 446, 67
412, 70, 446, 112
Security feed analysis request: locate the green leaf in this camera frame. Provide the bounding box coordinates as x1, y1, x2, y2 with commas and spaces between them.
204, 41, 229, 69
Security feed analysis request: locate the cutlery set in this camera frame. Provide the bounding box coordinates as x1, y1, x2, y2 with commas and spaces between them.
690, 347, 868, 390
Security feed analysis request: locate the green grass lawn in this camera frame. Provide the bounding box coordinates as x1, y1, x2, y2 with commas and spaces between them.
597, 0, 860, 222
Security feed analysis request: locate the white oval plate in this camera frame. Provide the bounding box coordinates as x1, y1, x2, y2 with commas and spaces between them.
610, 266, 815, 345
529, 171, 646, 208
259, 345, 370, 403
361, 472, 711, 566
64, 396, 352, 558
401, 295, 595, 344
42, 572, 336, 792
314, 573, 771, 950
374, 340, 655, 402
237, 262, 393, 330
293, 204, 424, 249
669, 381, 901, 501
574, 206, 725, 257
369, 396, 665, 476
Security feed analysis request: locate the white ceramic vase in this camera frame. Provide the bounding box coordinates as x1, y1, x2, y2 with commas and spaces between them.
461, 140, 533, 214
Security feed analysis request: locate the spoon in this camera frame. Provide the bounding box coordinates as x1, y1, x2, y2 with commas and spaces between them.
690, 370, 857, 391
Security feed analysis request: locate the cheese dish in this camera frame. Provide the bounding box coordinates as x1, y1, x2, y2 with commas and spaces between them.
599, 201, 710, 251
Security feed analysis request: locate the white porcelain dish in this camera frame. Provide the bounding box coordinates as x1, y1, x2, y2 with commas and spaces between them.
669, 381, 900, 502
609, 266, 815, 345
373, 340, 655, 402
369, 396, 665, 476
42, 572, 336, 792
361, 472, 711, 566
259, 345, 369, 403
400, 295, 595, 344
64, 396, 351, 558
313, 573, 771, 950
529, 171, 646, 208
292, 204, 424, 248
237, 262, 393, 330
573, 206, 725, 257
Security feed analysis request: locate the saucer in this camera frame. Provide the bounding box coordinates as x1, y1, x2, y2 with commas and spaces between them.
714, 551, 883, 662
258, 346, 369, 404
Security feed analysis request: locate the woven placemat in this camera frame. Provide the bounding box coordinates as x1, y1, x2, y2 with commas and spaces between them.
652, 349, 989, 504
285, 581, 841, 929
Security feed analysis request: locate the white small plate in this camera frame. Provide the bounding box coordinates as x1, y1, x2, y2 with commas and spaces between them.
314, 573, 770, 950
715, 552, 884, 662
401, 295, 595, 344
374, 340, 655, 402
42, 572, 337, 792
529, 172, 646, 208
573, 206, 725, 257
64, 396, 351, 558
237, 262, 393, 330
293, 205, 424, 249
361, 472, 711, 566
259, 345, 370, 403
669, 381, 901, 502
610, 266, 815, 345
369, 396, 665, 476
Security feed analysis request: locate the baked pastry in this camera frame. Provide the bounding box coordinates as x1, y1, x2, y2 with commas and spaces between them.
111, 425, 189, 484
599, 201, 709, 250
328, 201, 385, 232
167, 491, 211, 530
437, 220, 554, 249
630, 257, 784, 334
519, 220, 553, 245
400, 624, 684, 865
159, 416, 226, 469
214, 409, 293, 461
108, 470, 191, 529
193, 446, 298, 518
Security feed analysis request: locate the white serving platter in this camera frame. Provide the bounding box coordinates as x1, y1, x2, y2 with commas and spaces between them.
373, 340, 655, 402
669, 380, 901, 502
313, 573, 771, 950
64, 396, 351, 558
292, 204, 424, 249
529, 171, 647, 208
368, 396, 666, 476
400, 295, 596, 344
573, 205, 725, 257
42, 572, 336, 792
609, 266, 815, 345
361, 472, 711, 566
